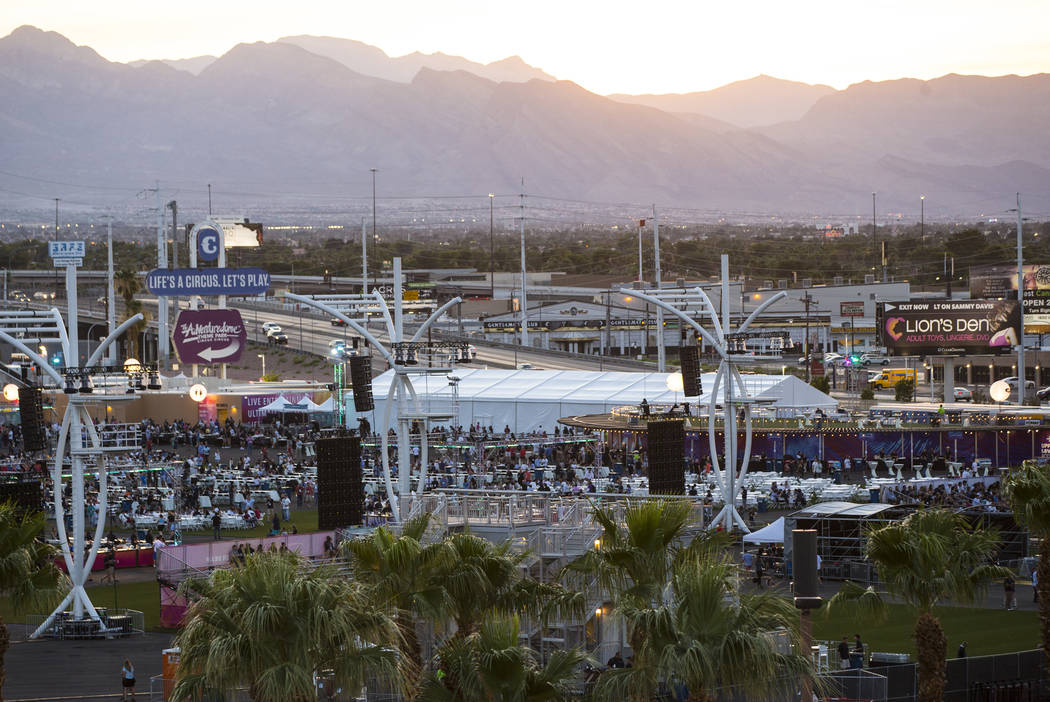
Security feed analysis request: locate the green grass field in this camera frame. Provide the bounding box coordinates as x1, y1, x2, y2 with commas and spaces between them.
178, 507, 320, 539
813, 602, 1041, 658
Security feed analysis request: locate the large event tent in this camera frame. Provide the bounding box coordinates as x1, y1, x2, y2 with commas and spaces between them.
369, 369, 836, 433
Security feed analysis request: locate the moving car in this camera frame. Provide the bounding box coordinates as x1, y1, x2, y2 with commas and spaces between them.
870, 368, 917, 389
860, 353, 890, 366
261, 322, 281, 334
953, 387, 973, 402
268, 331, 288, 345
516, 362, 535, 370
329, 339, 347, 357
331, 318, 347, 327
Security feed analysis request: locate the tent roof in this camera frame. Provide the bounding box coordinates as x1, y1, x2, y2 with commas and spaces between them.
372, 369, 836, 409
259, 394, 324, 413
742, 516, 785, 544
792, 501, 899, 518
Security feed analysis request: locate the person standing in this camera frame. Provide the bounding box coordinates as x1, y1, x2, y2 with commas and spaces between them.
121, 659, 135, 701
851, 634, 864, 669
957, 641, 968, 658
281, 493, 291, 522
212, 510, 222, 541
837, 636, 851, 669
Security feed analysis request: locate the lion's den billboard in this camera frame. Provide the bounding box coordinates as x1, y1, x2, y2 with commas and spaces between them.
877, 300, 1020, 355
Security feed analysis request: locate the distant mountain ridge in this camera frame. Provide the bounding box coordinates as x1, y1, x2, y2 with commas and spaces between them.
2, 25, 1049, 217
608, 74, 836, 128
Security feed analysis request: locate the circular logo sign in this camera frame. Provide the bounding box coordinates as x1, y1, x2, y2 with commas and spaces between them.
189, 384, 208, 403
197, 228, 221, 261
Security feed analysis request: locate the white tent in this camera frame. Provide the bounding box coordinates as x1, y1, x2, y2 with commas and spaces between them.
742, 516, 785, 544
314, 396, 335, 413
370, 369, 837, 433
259, 394, 324, 414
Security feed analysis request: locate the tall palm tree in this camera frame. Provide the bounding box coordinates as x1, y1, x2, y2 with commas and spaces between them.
418, 615, 591, 702
1005, 460, 1050, 671
171, 551, 403, 702
114, 269, 147, 359
340, 514, 448, 696
594, 558, 815, 702
829, 509, 1009, 702
0, 502, 66, 701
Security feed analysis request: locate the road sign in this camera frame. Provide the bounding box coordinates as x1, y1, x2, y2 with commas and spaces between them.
49, 241, 85, 259
146, 268, 271, 296
197, 228, 221, 261
51, 257, 83, 267
172, 309, 247, 365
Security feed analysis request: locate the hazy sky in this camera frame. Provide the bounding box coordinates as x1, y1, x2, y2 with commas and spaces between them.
4, 0, 1049, 94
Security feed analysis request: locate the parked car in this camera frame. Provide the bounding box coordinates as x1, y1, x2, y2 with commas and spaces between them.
329, 339, 347, 357
268, 331, 288, 345
1002, 377, 1036, 391
860, 353, 890, 366
953, 387, 973, 402
1037, 386, 1050, 402
516, 363, 535, 370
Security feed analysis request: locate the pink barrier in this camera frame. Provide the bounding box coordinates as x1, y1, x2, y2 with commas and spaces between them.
160, 585, 189, 628
156, 531, 336, 577
55, 546, 154, 572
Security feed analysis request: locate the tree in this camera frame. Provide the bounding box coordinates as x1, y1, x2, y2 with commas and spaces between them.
810, 376, 830, 394
171, 551, 402, 702
0, 502, 66, 701
894, 378, 915, 402
1005, 461, 1050, 671
114, 269, 148, 359
340, 515, 448, 696
419, 615, 590, 702
829, 509, 1009, 702
594, 559, 814, 702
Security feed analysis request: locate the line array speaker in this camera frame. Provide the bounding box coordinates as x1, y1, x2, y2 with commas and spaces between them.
19, 386, 46, 453
646, 418, 685, 495
679, 345, 701, 397
315, 435, 364, 529
348, 356, 374, 412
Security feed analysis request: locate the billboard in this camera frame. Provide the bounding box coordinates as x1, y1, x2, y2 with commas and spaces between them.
878, 300, 1021, 355
172, 309, 247, 364
840, 301, 864, 318
970, 264, 1050, 332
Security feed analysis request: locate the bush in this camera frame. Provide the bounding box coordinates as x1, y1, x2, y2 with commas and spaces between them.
810, 376, 830, 393
860, 388, 875, 400
894, 378, 915, 402
261, 372, 282, 382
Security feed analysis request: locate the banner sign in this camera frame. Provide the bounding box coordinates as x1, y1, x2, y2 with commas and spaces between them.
172, 309, 247, 364
878, 300, 1021, 355
146, 268, 271, 296
970, 263, 1050, 332
197, 228, 221, 261
242, 394, 279, 422
840, 301, 865, 318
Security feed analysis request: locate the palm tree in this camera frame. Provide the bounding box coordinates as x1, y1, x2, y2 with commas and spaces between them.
114, 269, 147, 359
171, 551, 403, 702
0, 502, 66, 701
340, 514, 448, 696
829, 509, 1009, 702
433, 531, 582, 642
418, 615, 591, 702
1005, 460, 1050, 671
594, 558, 814, 702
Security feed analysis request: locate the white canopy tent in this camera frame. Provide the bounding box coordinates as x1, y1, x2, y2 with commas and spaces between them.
370, 369, 837, 433
742, 516, 785, 544
259, 394, 325, 414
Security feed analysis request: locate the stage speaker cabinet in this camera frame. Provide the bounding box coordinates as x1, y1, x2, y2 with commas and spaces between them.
679, 345, 701, 397
315, 435, 364, 529
791, 529, 823, 610
646, 418, 685, 495
348, 356, 374, 412
0, 479, 43, 514
19, 386, 46, 453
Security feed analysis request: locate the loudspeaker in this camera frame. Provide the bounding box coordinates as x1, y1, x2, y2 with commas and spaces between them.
791, 529, 822, 609
348, 356, 374, 412
646, 418, 685, 495
316, 435, 364, 529
0, 479, 43, 514
679, 345, 701, 397
19, 386, 46, 453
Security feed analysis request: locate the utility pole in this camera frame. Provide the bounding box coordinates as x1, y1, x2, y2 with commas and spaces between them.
207, 184, 212, 215
801, 292, 814, 383
653, 205, 665, 372
945, 253, 953, 299
519, 180, 529, 347
489, 193, 495, 299
167, 201, 178, 267
154, 184, 169, 368
637, 219, 644, 283
920, 195, 925, 246
371, 168, 378, 288
1017, 193, 1026, 405
53, 198, 59, 295
106, 217, 116, 367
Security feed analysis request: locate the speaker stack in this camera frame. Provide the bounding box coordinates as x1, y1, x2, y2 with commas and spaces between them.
19, 386, 46, 453
348, 356, 374, 412
679, 345, 702, 397
0, 479, 43, 514
315, 435, 364, 529
646, 418, 685, 495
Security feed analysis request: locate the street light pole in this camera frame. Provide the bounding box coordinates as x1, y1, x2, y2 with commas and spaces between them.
371, 168, 378, 288
1017, 193, 1026, 405
920, 195, 925, 246
106, 217, 116, 367
519, 182, 529, 348
258, 353, 266, 380
489, 193, 495, 299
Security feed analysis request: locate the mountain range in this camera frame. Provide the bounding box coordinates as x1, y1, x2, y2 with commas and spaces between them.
2, 24, 1049, 218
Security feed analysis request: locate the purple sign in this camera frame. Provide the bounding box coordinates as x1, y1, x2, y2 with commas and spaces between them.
172, 309, 247, 365
242, 393, 279, 422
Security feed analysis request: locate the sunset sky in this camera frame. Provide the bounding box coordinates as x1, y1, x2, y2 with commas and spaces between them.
3, 0, 1049, 94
